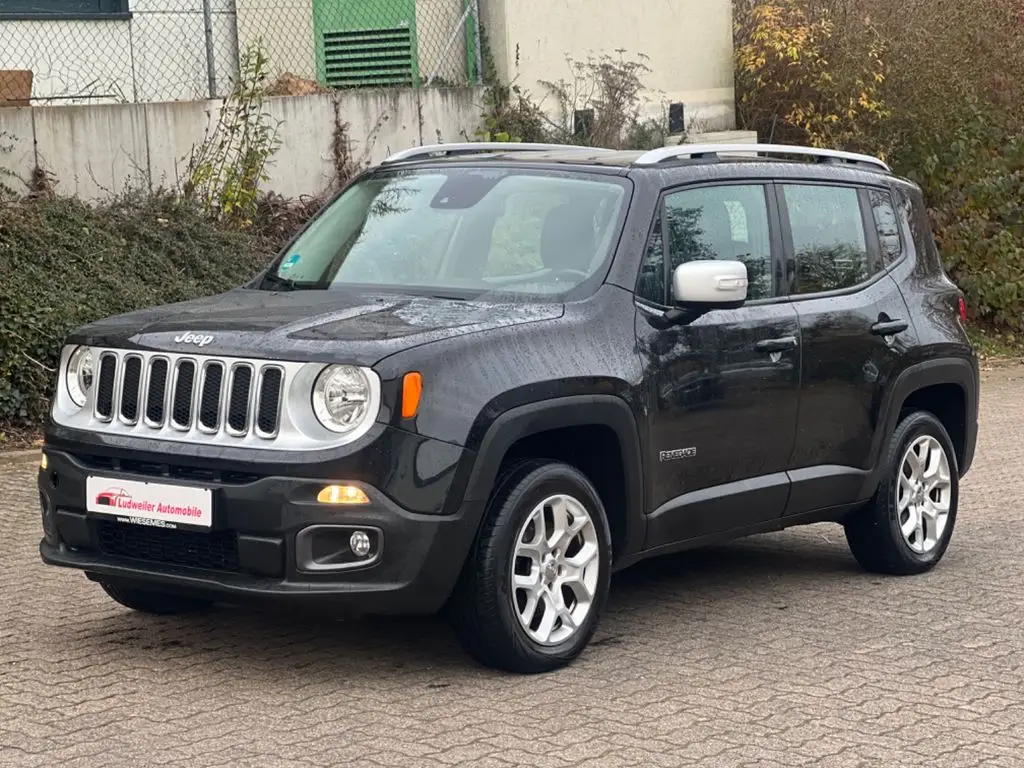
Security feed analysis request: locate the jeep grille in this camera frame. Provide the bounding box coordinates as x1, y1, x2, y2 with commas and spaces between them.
53, 347, 380, 452
93, 350, 284, 440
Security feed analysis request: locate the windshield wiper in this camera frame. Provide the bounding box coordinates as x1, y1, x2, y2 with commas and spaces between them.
261, 273, 300, 292
426, 293, 468, 301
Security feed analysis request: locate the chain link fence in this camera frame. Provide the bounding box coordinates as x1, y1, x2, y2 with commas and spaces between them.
0, 0, 485, 106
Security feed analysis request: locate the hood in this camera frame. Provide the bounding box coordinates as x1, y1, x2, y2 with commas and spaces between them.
70, 288, 564, 367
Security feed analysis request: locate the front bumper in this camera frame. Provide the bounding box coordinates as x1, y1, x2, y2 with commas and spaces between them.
38, 448, 484, 614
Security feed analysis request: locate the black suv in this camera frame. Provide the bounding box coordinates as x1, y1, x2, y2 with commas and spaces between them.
38, 142, 979, 674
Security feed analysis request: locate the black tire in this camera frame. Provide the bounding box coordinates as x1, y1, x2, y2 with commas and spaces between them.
448, 459, 613, 674
100, 581, 212, 615
844, 410, 959, 575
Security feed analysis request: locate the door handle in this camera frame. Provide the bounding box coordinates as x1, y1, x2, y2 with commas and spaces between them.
871, 319, 908, 336
755, 336, 798, 354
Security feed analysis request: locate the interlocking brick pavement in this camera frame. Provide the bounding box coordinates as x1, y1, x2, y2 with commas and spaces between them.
2, 367, 1023, 767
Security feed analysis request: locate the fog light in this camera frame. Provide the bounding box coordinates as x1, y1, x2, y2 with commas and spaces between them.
317, 485, 369, 505
40, 452, 48, 470
295, 525, 381, 572
350, 530, 372, 557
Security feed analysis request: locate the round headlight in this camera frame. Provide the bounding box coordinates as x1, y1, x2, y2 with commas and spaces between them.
312, 365, 374, 434
66, 346, 94, 408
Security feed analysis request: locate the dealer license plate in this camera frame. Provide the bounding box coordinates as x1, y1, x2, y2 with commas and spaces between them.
85, 476, 213, 530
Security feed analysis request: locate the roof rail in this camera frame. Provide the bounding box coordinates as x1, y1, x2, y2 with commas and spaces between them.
382, 142, 614, 164
633, 143, 891, 172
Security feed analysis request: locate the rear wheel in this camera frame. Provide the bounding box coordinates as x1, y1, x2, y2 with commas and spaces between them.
100, 581, 212, 615
845, 410, 958, 575
448, 460, 613, 674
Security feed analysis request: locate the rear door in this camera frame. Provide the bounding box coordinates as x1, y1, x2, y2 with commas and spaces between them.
776, 181, 916, 516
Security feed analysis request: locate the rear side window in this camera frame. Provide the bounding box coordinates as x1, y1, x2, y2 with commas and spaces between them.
636, 184, 774, 303
867, 188, 903, 266
782, 184, 874, 295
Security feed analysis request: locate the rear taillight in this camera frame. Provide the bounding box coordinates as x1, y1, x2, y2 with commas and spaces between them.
958, 295, 967, 323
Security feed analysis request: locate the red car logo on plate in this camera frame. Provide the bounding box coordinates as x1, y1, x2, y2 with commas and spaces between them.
95, 487, 131, 507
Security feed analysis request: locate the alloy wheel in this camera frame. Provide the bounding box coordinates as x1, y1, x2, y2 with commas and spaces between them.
510, 494, 601, 646
896, 435, 952, 555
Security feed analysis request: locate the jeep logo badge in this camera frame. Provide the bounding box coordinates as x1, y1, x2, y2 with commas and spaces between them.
174, 332, 214, 347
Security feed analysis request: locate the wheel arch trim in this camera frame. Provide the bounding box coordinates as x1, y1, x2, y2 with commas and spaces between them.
455, 395, 646, 562
864, 355, 979, 497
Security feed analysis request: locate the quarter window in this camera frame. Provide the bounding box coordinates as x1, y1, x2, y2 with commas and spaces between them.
636, 218, 665, 304
639, 184, 773, 302
868, 188, 903, 266
782, 184, 874, 295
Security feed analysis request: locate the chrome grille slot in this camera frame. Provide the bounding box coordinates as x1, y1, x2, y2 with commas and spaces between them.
95, 354, 118, 421
171, 359, 197, 430
198, 362, 224, 432
226, 364, 254, 435
145, 358, 169, 426
255, 367, 283, 437
119, 355, 143, 424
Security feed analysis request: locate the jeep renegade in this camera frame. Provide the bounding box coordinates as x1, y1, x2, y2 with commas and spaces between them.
38, 142, 979, 674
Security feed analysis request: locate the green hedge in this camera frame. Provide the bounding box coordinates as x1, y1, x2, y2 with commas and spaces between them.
896, 124, 1024, 331
0, 193, 278, 432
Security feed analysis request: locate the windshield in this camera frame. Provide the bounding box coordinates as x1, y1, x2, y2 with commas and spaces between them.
260, 167, 630, 298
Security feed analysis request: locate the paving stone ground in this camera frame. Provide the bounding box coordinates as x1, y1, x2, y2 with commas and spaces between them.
2, 367, 1023, 767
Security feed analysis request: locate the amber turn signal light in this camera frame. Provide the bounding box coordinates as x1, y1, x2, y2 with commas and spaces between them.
317, 485, 370, 505
402, 372, 423, 419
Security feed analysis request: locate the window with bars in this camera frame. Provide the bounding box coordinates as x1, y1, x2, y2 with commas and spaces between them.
0, 0, 129, 18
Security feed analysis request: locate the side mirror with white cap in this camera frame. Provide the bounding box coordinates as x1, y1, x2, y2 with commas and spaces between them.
672, 260, 749, 308
649, 260, 749, 329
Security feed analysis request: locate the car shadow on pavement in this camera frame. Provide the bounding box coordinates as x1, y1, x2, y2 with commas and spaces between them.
611, 527, 861, 592
71, 527, 863, 679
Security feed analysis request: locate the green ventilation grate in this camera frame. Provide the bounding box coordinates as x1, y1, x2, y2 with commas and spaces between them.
322, 25, 416, 88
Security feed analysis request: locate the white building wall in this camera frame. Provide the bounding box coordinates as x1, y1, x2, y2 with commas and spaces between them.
416, 0, 470, 85
234, 0, 315, 82
1, 19, 135, 104
0, 0, 239, 104
484, 0, 736, 131
3, 0, 730, 111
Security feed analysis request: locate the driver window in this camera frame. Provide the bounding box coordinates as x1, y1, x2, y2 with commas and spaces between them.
637, 184, 774, 302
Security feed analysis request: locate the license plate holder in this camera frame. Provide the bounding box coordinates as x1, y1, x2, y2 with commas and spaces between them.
85, 476, 213, 530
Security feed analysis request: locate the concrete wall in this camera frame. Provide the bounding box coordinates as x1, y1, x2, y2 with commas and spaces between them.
483, 0, 736, 131
0, 86, 484, 200
0, 0, 239, 103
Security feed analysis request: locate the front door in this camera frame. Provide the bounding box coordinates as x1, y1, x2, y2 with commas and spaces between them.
635, 182, 802, 549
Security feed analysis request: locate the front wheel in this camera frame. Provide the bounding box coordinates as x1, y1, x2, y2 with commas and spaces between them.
844, 410, 959, 575
448, 460, 613, 674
